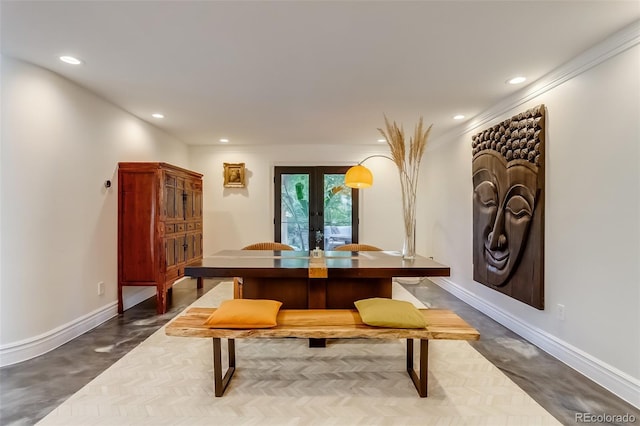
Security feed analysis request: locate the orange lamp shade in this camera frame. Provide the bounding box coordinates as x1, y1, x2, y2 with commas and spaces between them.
345, 164, 373, 188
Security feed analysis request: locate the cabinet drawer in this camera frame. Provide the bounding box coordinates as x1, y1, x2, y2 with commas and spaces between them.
187, 222, 195, 231
176, 223, 186, 232
165, 267, 179, 282
165, 224, 176, 234
195, 221, 202, 229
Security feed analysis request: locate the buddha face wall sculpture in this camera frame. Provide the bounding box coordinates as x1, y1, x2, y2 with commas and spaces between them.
471, 105, 545, 309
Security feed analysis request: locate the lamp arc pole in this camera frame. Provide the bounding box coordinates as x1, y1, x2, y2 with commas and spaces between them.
356, 154, 394, 165
345, 154, 418, 260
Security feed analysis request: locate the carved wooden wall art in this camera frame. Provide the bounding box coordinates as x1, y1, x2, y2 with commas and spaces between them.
471, 104, 545, 309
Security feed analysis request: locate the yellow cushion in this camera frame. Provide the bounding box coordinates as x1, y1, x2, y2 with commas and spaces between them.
354, 298, 427, 329
204, 299, 283, 329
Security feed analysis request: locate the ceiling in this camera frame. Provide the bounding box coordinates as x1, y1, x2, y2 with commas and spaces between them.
2, 1, 639, 146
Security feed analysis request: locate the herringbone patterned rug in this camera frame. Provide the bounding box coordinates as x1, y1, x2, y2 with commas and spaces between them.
37, 282, 561, 425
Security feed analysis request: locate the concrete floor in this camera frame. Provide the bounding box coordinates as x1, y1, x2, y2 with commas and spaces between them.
1, 278, 638, 425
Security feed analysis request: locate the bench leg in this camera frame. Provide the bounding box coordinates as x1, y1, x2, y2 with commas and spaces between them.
406, 339, 428, 397
212, 338, 236, 397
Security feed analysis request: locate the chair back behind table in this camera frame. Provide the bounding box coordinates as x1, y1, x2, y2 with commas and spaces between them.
241, 242, 294, 251
334, 243, 382, 251
234, 242, 294, 298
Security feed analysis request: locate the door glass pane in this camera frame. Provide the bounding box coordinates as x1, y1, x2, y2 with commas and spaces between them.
323, 174, 353, 250
280, 174, 310, 250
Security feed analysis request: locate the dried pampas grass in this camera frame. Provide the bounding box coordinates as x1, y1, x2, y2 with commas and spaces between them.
378, 116, 432, 258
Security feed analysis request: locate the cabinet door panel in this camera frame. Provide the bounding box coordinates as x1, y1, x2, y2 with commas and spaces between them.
186, 234, 195, 260
176, 235, 186, 263
185, 232, 203, 262
177, 178, 185, 219
184, 188, 193, 220
194, 190, 202, 219
165, 237, 176, 268
194, 232, 203, 258
164, 173, 177, 219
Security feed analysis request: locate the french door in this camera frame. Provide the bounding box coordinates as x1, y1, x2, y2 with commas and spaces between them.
274, 166, 359, 251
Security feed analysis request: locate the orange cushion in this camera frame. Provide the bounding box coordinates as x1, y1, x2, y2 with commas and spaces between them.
204, 299, 283, 329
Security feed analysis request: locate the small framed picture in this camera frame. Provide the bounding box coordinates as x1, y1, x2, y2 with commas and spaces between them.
223, 162, 246, 188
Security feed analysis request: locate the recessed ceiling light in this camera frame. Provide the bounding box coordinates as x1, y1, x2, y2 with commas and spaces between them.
507, 76, 527, 85
219, 138, 229, 143
59, 56, 82, 65
377, 139, 387, 143
453, 114, 465, 120
151, 113, 164, 119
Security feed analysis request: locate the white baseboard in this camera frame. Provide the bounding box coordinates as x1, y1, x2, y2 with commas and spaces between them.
0, 287, 158, 367
431, 277, 640, 409
0, 301, 118, 367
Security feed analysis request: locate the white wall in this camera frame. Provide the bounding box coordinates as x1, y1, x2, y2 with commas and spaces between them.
424, 42, 640, 405
0, 56, 190, 363
188, 144, 418, 256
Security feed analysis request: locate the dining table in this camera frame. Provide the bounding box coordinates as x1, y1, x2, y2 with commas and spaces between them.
185, 249, 451, 310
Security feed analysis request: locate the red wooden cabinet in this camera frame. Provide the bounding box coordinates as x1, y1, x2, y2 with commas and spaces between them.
118, 162, 203, 314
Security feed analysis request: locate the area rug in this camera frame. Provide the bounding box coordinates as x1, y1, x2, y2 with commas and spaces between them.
37, 282, 561, 425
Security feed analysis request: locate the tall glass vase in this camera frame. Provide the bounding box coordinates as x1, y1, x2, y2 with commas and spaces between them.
402, 217, 416, 261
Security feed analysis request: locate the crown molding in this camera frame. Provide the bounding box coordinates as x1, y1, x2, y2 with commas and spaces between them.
431, 19, 640, 150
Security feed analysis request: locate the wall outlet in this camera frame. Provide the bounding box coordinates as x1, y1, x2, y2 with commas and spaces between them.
98, 281, 105, 296
557, 304, 565, 321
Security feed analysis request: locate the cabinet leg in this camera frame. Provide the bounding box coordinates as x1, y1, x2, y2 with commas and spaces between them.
157, 287, 167, 314
117, 285, 124, 314
197, 277, 203, 289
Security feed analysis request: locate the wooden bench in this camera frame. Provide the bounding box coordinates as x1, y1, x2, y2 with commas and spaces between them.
165, 308, 480, 397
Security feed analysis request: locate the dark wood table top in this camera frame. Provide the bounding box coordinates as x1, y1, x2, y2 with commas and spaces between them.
185, 250, 450, 278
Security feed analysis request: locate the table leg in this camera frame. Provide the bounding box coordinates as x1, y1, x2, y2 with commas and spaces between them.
308, 338, 326, 348
308, 278, 327, 347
